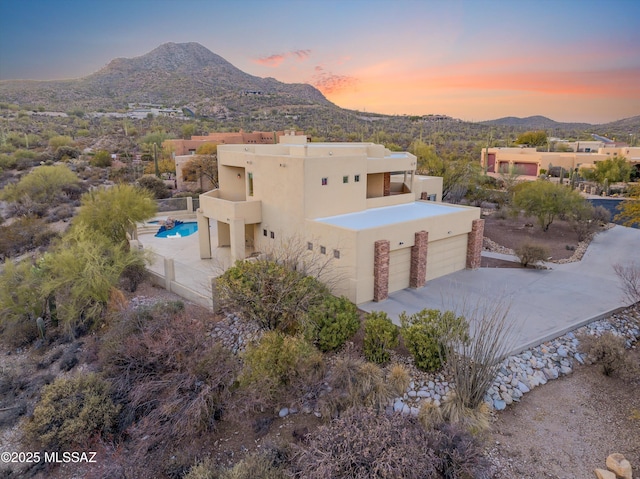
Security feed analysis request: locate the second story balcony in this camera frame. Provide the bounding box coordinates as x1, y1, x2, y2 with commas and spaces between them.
199, 190, 262, 224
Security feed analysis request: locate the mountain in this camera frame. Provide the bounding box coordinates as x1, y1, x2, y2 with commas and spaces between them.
479, 115, 593, 130
0, 42, 333, 115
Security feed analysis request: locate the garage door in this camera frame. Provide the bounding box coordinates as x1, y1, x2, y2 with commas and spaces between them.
426, 235, 468, 281
514, 162, 538, 176
388, 248, 411, 293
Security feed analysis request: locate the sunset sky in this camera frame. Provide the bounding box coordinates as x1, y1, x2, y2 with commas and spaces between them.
1, 0, 639, 124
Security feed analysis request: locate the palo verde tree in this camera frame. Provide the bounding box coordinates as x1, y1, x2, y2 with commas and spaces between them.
40, 226, 147, 334
615, 184, 640, 228
409, 139, 480, 202
581, 157, 631, 185
74, 184, 157, 244
515, 130, 548, 148
0, 164, 80, 205
513, 179, 584, 231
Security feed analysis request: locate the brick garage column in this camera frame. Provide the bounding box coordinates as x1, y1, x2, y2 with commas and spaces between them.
373, 240, 390, 302
410, 231, 428, 288
383, 172, 391, 196
466, 218, 485, 269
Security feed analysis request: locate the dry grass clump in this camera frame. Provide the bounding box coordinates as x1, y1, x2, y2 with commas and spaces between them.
319, 354, 393, 419
185, 452, 288, 479
387, 362, 411, 397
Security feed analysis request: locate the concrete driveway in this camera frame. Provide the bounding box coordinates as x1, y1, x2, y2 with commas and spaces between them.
359, 225, 640, 355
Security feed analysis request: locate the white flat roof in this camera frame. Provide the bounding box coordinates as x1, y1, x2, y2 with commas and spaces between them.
314, 202, 465, 231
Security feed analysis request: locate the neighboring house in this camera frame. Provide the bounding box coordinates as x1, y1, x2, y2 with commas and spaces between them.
197, 133, 483, 304
480, 146, 640, 177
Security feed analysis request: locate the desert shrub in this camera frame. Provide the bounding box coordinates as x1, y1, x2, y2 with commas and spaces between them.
400, 309, 469, 372
45, 203, 76, 223
0, 154, 17, 170
240, 331, 324, 390
0, 216, 55, 259
294, 407, 440, 478
515, 242, 548, 267
16, 157, 38, 170
319, 354, 393, 418
613, 262, 640, 304
579, 332, 636, 377
186, 452, 288, 479
593, 205, 611, 224
304, 295, 359, 351
90, 150, 112, 167
444, 299, 514, 432
430, 422, 491, 479
0, 258, 45, 347
24, 373, 120, 450
137, 174, 171, 199
387, 363, 411, 397
100, 302, 239, 471
215, 260, 330, 333
363, 311, 399, 363
119, 256, 149, 292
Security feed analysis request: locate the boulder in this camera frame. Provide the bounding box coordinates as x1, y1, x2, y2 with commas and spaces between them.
594, 468, 617, 479
606, 453, 632, 479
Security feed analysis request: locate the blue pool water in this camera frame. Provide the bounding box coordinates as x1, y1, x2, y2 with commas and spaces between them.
155, 221, 198, 238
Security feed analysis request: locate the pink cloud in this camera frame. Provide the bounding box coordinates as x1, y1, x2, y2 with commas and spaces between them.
311, 67, 358, 94
253, 54, 285, 67
253, 49, 312, 67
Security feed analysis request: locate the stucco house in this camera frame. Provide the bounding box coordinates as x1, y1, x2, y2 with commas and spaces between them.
481, 146, 640, 177
197, 133, 483, 304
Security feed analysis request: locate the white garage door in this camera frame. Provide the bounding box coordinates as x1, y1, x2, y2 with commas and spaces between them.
388, 248, 411, 293
426, 235, 468, 281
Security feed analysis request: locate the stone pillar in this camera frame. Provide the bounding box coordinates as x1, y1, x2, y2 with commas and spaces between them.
410, 231, 428, 288
466, 218, 484, 269
373, 240, 390, 302
383, 172, 391, 196
163, 257, 175, 291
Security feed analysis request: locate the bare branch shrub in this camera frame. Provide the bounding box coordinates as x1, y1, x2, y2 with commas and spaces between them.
443, 297, 515, 431
579, 332, 638, 378
515, 242, 548, 267
99, 301, 239, 456
294, 407, 440, 479
614, 262, 640, 305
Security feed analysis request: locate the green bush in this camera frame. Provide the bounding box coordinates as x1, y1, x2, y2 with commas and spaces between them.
400, 309, 469, 372
304, 295, 360, 351
515, 243, 548, 267
215, 260, 330, 333
24, 373, 120, 450
137, 174, 171, 199
240, 331, 324, 389
363, 311, 399, 363
0, 154, 17, 170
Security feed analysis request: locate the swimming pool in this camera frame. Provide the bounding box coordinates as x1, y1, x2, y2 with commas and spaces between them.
155, 221, 198, 238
